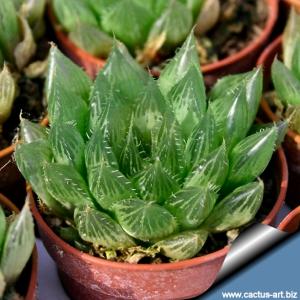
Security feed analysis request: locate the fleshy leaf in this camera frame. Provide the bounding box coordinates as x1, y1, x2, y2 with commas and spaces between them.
224, 127, 277, 192
44, 163, 94, 211
49, 123, 86, 174
0, 0, 20, 62
185, 141, 228, 189
69, 23, 113, 58
159, 32, 201, 96
46, 46, 92, 102
0, 206, 6, 255
184, 108, 219, 170
14, 141, 69, 217
167, 65, 206, 138
164, 186, 217, 230
0, 202, 35, 285
203, 181, 264, 232
134, 159, 180, 204
154, 229, 208, 260
114, 199, 178, 242
0, 65, 17, 125
0, 270, 5, 299
20, 118, 48, 144
271, 58, 300, 106
101, 0, 154, 49
88, 159, 136, 210
74, 206, 135, 249
291, 37, 300, 81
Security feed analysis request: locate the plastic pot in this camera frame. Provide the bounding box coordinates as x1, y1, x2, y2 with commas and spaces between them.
257, 36, 300, 208
30, 148, 287, 300
278, 206, 300, 233
0, 118, 48, 208
0, 193, 38, 300
48, 0, 278, 80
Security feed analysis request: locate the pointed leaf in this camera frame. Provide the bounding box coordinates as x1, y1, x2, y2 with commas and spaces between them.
159, 32, 202, 96
44, 163, 94, 211
49, 123, 85, 174
135, 159, 180, 204
0, 202, 35, 285
224, 127, 277, 192
185, 142, 228, 189
271, 58, 300, 106
154, 229, 208, 260
20, 119, 48, 144
203, 181, 264, 232
167, 66, 206, 138
164, 186, 217, 230
291, 36, 300, 81
0, 65, 17, 124
74, 206, 135, 249
114, 199, 178, 242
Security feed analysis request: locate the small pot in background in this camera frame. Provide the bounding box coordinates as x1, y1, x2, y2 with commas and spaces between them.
278, 206, 300, 233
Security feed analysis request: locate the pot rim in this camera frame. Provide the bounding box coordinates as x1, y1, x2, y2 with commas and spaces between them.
0, 193, 38, 300
30, 147, 288, 271
49, 0, 278, 74
278, 206, 300, 231
257, 35, 300, 146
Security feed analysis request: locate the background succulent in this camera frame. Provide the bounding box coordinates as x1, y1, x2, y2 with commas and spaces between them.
271, 7, 300, 134
0, 201, 35, 299
15, 33, 282, 262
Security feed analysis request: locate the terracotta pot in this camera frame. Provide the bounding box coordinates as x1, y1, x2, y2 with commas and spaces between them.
257, 36, 300, 208
48, 0, 278, 81
284, 0, 300, 12
30, 148, 287, 300
278, 206, 300, 233
0, 117, 48, 208
0, 193, 38, 300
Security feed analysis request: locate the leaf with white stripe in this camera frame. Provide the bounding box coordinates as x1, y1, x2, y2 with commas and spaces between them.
165, 186, 217, 230
154, 229, 208, 260
185, 141, 228, 189
135, 159, 180, 204
114, 199, 178, 242
44, 163, 94, 211
50, 123, 85, 174
203, 181, 264, 232
20, 118, 48, 144
74, 206, 135, 249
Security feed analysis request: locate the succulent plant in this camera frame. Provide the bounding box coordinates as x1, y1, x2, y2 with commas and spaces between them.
0, 201, 35, 299
15, 33, 282, 262
271, 7, 300, 134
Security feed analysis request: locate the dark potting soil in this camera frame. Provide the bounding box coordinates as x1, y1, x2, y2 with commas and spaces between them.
197, 0, 268, 65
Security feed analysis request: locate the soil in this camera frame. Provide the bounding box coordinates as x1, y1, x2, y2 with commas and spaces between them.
196, 0, 268, 65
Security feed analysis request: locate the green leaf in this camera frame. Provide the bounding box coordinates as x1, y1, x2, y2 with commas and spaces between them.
102, 41, 150, 102
114, 199, 178, 242
179, 0, 205, 19
0, 202, 35, 285
271, 58, 300, 106
159, 31, 201, 96
88, 159, 136, 210
203, 181, 264, 232
283, 7, 300, 70
164, 186, 217, 230
69, 23, 113, 58
49, 123, 85, 174
291, 36, 300, 81
0, 206, 6, 255
14, 141, 69, 217
20, 118, 48, 144
74, 206, 135, 249
52, 0, 99, 32
101, 0, 154, 49
134, 159, 180, 204
224, 127, 277, 192
19, 0, 46, 28
185, 141, 228, 189
133, 0, 167, 17
184, 108, 219, 170
167, 65, 206, 138
154, 229, 207, 260
46, 46, 92, 102
44, 163, 94, 211
0, 0, 20, 62
0, 65, 17, 125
